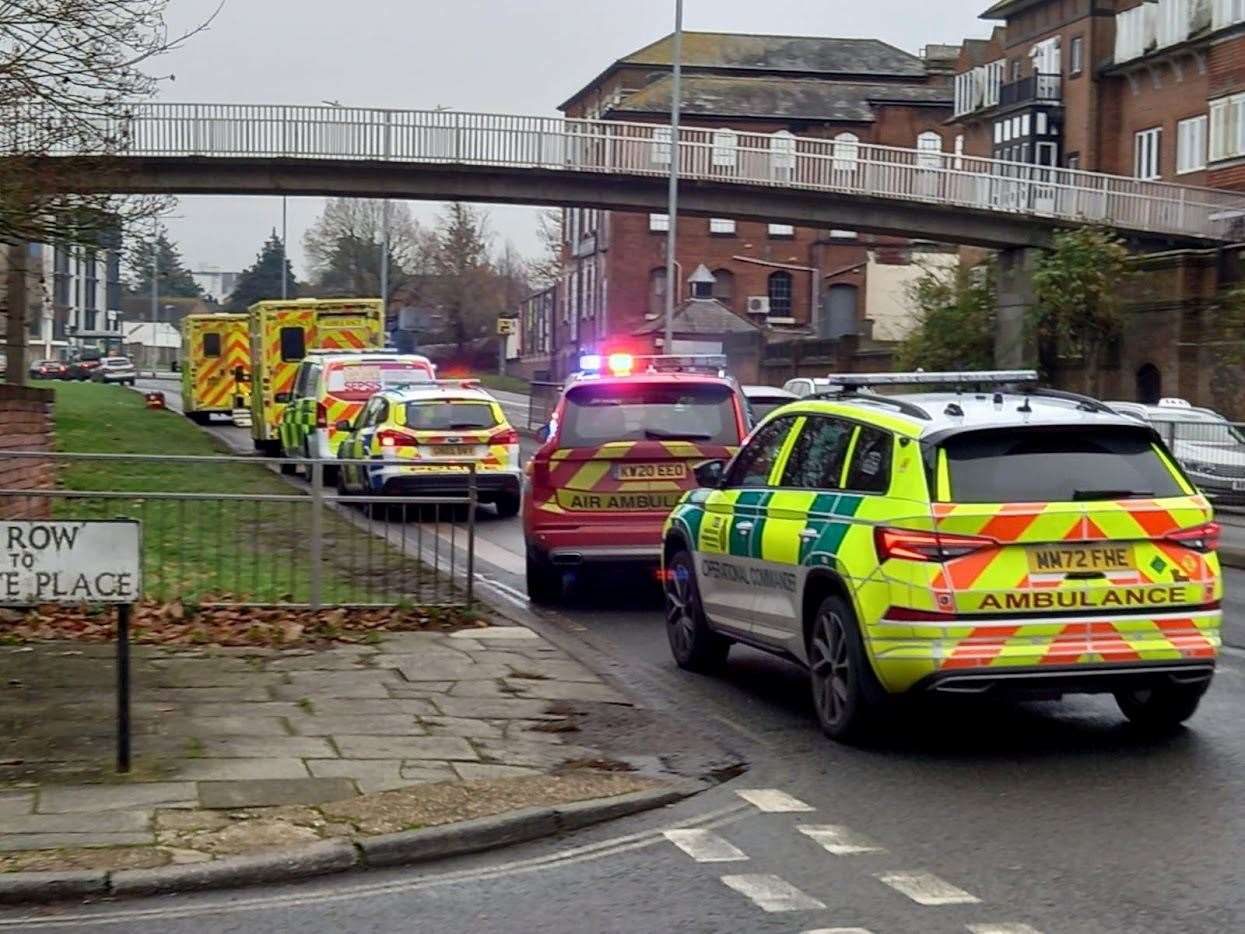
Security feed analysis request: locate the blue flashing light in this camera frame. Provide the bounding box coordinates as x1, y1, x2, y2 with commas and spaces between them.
579, 354, 602, 372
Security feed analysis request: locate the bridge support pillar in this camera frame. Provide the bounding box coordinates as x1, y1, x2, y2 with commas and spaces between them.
995, 246, 1042, 368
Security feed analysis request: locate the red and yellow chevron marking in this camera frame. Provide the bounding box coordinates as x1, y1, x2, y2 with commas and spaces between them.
183, 315, 251, 413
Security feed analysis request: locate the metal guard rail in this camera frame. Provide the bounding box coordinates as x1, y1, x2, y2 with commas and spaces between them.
10, 102, 1245, 240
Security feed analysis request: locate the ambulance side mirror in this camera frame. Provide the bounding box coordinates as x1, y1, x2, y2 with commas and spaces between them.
335, 420, 352, 432
694, 460, 727, 488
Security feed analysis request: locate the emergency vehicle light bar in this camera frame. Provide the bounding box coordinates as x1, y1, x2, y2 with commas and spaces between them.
577, 353, 728, 377
824, 370, 1039, 388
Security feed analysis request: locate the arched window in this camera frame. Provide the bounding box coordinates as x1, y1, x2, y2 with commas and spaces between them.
648, 268, 667, 319
711, 268, 736, 308
767, 271, 793, 318
917, 131, 943, 169
771, 130, 796, 180
712, 128, 739, 168
832, 132, 860, 173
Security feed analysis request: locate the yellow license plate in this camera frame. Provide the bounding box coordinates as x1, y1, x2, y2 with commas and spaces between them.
434, 445, 476, 457
1027, 544, 1134, 573
614, 462, 687, 481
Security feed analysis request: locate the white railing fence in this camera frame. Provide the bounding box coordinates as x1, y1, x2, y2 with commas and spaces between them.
13, 103, 1245, 242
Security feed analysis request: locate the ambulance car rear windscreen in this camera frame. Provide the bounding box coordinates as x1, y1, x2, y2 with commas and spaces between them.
560, 383, 739, 447
326, 362, 434, 401
943, 426, 1186, 504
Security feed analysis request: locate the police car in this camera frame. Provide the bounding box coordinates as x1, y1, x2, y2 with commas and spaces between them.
663, 371, 1222, 741
336, 381, 522, 517
524, 353, 748, 604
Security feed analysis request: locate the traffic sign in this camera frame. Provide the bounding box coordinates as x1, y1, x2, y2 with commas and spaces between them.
497, 318, 517, 336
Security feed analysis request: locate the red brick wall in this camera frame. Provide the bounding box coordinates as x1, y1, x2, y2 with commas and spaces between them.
1099, 70, 1209, 182
0, 383, 54, 519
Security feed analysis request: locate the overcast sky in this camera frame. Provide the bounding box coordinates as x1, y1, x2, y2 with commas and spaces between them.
155, 0, 992, 280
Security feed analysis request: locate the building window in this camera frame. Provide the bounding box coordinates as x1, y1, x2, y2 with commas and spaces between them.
711, 268, 735, 307
832, 132, 860, 173
1134, 127, 1162, 180
768, 223, 795, 238
1177, 115, 1208, 173
648, 213, 669, 232
985, 60, 1005, 107
651, 126, 672, 165
1209, 94, 1245, 161
1069, 35, 1084, 76
1158, 0, 1192, 48
916, 131, 943, 169
1215, 0, 1245, 28
648, 268, 667, 318
712, 128, 738, 168
770, 130, 796, 180
1115, 4, 1154, 63
1020, 114, 1031, 137
767, 272, 793, 317
105, 251, 121, 313
1011, 59, 1022, 81
709, 218, 736, 236
1036, 112, 1048, 135
994, 122, 1003, 145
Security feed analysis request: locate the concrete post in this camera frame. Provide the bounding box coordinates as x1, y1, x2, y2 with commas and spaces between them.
995, 246, 1042, 368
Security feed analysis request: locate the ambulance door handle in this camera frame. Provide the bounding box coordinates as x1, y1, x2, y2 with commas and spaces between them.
799, 528, 818, 541
735, 521, 754, 535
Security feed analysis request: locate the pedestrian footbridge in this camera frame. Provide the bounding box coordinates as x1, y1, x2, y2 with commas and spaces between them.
25, 103, 1245, 249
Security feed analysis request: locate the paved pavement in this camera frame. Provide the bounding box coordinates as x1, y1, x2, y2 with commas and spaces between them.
0, 626, 647, 861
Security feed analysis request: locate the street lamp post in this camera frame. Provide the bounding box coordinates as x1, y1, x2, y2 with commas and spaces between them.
281, 196, 288, 300
663, 0, 684, 353
149, 222, 159, 378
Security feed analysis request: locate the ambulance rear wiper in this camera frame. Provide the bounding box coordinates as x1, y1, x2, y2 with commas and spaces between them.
644, 429, 714, 441
1072, 489, 1153, 501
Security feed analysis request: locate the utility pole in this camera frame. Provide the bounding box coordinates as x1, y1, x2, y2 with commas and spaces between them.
149, 223, 158, 378
663, 0, 684, 354
380, 199, 389, 314
281, 197, 288, 300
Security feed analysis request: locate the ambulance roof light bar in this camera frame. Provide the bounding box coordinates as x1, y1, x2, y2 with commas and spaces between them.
823, 370, 1039, 389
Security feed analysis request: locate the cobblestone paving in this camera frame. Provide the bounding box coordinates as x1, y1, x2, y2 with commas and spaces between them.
0, 626, 633, 855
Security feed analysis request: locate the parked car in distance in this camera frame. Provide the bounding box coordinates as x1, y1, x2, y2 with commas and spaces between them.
742, 385, 798, 425
65, 349, 103, 381
91, 356, 137, 386
783, 377, 832, 398
29, 359, 69, 380
1108, 398, 1245, 502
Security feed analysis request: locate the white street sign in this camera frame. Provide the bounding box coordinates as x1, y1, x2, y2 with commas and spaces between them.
1, 520, 142, 605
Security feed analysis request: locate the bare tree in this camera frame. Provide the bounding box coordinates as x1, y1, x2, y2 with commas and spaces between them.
1, 0, 222, 382
527, 208, 565, 289
302, 199, 428, 296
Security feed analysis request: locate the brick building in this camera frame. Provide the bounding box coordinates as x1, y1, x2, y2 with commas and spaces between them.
517, 32, 962, 377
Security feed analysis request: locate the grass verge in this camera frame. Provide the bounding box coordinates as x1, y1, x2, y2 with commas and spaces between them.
40, 382, 469, 606
472, 373, 530, 395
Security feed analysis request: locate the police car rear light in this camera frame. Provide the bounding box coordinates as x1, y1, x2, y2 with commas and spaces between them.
489, 426, 520, 446
1166, 521, 1220, 553
875, 527, 994, 563
377, 429, 414, 448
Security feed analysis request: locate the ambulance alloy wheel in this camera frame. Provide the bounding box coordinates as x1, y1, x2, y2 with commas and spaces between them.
665, 550, 730, 673
1114, 682, 1207, 731
808, 594, 879, 743
525, 548, 562, 605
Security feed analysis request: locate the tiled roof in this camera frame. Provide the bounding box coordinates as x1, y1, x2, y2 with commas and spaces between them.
614, 75, 952, 122
622, 32, 927, 78
633, 299, 760, 336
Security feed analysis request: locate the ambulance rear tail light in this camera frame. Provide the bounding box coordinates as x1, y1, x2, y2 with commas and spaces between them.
1166, 521, 1220, 553
489, 426, 520, 446
377, 429, 415, 449
315, 402, 328, 430
874, 527, 994, 563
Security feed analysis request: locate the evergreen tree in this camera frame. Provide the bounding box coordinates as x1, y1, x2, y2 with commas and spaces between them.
127, 225, 203, 299
429, 203, 497, 351
227, 230, 299, 309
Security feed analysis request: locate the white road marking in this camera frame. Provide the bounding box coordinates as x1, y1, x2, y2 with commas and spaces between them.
966, 925, 1043, 934
798, 824, 886, 855
735, 788, 815, 812
720, 874, 826, 913
663, 829, 748, 862
804, 929, 875, 934
876, 871, 981, 906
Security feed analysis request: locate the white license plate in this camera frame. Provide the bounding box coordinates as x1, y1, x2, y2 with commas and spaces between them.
434, 445, 477, 457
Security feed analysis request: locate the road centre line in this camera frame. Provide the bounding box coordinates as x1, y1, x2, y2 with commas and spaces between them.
876, 870, 981, 906
0, 803, 753, 929
804, 929, 875, 934
965, 925, 1043, 934
797, 825, 886, 855
735, 788, 816, 812
720, 874, 826, 913
663, 829, 748, 862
